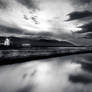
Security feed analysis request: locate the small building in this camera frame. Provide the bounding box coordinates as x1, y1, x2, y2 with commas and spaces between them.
4, 38, 10, 46
22, 43, 31, 47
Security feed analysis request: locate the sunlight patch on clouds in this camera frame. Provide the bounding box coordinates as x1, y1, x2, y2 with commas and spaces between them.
65, 23, 82, 32
0, 0, 85, 34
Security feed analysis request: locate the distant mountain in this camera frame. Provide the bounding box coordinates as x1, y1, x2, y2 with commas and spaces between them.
0, 36, 77, 47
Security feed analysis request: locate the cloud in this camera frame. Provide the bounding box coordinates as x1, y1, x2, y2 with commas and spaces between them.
16, 85, 34, 92
71, 0, 92, 6
73, 22, 92, 40
69, 74, 92, 84
76, 0, 92, 4
17, 0, 38, 9
66, 11, 92, 21
0, 0, 7, 9
0, 25, 24, 35
79, 22, 92, 33
0, 0, 92, 45
82, 33, 92, 39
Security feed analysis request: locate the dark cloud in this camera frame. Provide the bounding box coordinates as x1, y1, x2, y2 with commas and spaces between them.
0, 0, 7, 9
16, 85, 33, 92
83, 54, 92, 62
79, 22, 92, 33
17, 0, 38, 9
78, 0, 92, 4
24, 32, 53, 38
80, 62, 92, 72
82, 33, 92, 39
81, 22, 92, 31
66, 11, 92, 21
69, 74, 92, 84
71, 0, 92, 5
0, 25, 24, 34
74, 22, 92, 38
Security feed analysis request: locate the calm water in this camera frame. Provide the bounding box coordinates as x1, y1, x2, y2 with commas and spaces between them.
0, 53, 92, 92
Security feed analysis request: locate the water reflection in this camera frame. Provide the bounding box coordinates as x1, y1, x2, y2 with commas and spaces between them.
0, 54, 92, 92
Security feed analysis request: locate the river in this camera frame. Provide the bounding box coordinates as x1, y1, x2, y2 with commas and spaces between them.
0, 53, 92, 92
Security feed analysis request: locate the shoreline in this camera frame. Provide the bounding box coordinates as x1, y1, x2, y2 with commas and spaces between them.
0, 48, 92, 65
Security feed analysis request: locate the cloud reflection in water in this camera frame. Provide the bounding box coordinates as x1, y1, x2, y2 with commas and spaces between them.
0, 54, 92, 92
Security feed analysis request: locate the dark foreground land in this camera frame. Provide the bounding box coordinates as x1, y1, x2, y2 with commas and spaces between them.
0, 47, 92, 65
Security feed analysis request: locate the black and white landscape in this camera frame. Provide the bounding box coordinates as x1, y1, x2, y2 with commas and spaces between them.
0, 0, 92, 92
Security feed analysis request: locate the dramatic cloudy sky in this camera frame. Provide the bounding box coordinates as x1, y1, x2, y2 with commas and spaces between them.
0, 0, 92, 45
